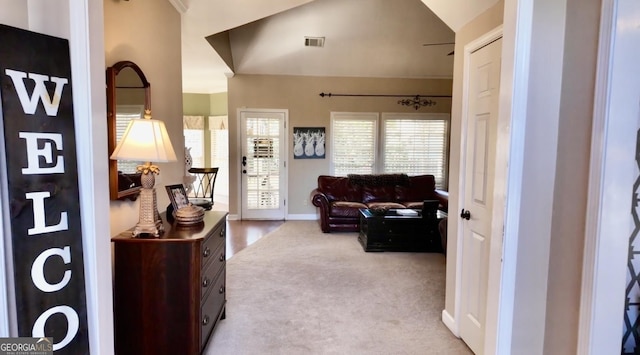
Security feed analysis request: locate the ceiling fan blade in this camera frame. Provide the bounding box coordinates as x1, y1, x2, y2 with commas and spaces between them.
422, 42, 455, 47
447, 51, 454, 56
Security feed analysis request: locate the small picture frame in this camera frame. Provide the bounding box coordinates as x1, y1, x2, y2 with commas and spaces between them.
165, 184, 189, 212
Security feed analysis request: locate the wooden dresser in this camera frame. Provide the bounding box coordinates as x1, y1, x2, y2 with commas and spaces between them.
112, 211, 228, 354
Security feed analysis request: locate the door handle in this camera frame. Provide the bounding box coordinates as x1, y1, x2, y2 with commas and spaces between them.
460, 209, 471, 220
242, 156, 247, 166
242, 170, 247, 174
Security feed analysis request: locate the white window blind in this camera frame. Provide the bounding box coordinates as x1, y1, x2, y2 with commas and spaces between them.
115, 105, 144, 173
184, 129, 205, 168
382, 114, 449, 188
183, 115, 205, 168
210, 128, 228, 200
330, 112, 378, 176
330, 112, 450, 189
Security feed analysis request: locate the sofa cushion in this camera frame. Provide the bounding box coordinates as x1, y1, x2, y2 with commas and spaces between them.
367, 202, 406, 209
362, 185, 396, 203
402, 201, 424, 209
396, 175, 437, 201
318, 175, 362, 202
347, 173, 410, 187
330, 201, 367, 218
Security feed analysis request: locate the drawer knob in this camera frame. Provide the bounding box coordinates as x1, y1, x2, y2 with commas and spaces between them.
219, 285, 225, 294
202, 315, 210, 326
219, 253, 225, 262
220, 229, 225, 237
202, 277, 210, 288
203, 247, 211, 257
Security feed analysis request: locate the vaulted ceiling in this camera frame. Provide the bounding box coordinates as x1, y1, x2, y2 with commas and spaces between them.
174, 0, 500, 93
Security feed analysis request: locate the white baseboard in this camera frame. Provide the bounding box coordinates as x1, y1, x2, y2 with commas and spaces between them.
442, 309, 459, 337
286, 214, 318, 221
227, 214, 239, 221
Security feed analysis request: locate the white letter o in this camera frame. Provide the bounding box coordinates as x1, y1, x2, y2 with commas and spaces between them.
32, 305, 79, 351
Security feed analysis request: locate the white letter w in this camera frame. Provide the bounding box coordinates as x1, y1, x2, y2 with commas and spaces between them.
5, 69, 68, 116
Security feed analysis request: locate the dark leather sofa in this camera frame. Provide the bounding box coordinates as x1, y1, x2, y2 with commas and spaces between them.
310, 174, 448, 233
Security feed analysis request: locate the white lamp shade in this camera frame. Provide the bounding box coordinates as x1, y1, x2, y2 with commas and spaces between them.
110, 119, 177, 162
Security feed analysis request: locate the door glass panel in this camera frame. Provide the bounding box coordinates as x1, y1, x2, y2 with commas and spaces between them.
245, 117, 281, 210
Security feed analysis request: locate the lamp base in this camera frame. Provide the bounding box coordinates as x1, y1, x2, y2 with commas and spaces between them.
132, 186, 163, 237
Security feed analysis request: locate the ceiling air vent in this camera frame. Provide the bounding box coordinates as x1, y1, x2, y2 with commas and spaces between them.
304, 36, 325, 47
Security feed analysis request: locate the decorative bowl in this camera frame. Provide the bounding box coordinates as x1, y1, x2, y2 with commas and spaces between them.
174, 204, 205, 225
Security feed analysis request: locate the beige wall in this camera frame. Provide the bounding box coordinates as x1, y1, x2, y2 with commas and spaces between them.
445, 0, 504, 320
544, 0, 599, 352
228, 74, 452, 217
0, 0, 27, 28
104, 0, 183, 234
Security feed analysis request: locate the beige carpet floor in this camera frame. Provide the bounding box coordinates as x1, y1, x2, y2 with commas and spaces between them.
204, 221, 472, 355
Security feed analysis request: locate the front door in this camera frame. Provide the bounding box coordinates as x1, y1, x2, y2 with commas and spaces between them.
240, 109, 287, 220
459, 37, 502, 354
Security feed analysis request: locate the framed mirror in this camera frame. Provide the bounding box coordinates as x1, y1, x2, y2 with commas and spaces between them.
107, 61, 150, 200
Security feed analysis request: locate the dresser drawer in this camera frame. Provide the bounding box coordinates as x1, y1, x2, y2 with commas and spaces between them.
201, 268, 226, 349
201, 221, 225, 268
201, 241, 225, 299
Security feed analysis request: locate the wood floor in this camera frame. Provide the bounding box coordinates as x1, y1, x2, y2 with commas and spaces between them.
225, 219, 284, 258
210, 203, 285, 257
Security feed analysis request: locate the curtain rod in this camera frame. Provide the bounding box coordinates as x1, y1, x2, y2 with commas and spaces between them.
318, 92, 452, 110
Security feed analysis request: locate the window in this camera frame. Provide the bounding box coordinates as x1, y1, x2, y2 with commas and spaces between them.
330, 112, 449, 189
115, 105, 144, 173
183, 115, 229, 204
184, 115, 205, 168
209, 116, 229, 205
381, 113, 449, 188
330, 112, 378, 176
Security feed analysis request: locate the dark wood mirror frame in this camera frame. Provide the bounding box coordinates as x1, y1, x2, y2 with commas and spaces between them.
107, 61, 151, 200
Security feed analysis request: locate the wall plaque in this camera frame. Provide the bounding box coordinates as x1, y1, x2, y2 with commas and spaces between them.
293, 127, 325, 159
0, 24, 90, 354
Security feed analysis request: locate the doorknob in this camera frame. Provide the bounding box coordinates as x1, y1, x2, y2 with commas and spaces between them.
460, 209, 471, 220
242, 170, 247, 174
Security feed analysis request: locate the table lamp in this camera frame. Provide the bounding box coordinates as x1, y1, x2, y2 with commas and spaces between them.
110, 110, 177, 236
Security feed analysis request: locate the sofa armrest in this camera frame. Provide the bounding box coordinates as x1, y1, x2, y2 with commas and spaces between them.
311, 188, 329, 207
434, 189, 449, 212
311, 188, 332, 233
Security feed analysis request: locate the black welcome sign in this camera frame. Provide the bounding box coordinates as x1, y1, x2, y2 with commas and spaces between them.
0, 25, 89, 353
